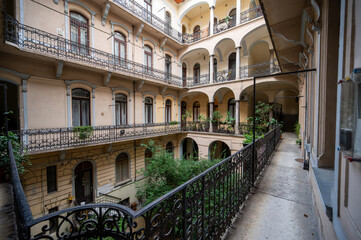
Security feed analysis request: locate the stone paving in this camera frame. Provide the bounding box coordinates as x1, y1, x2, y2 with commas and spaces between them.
224, 133, 319, 240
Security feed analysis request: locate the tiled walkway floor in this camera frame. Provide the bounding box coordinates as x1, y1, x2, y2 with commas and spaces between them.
224, 133, 319, 240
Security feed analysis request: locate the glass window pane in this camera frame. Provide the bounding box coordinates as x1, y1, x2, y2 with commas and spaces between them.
72, 99, 81, 126
82, 100, 90, 126
116, 102, 121, 125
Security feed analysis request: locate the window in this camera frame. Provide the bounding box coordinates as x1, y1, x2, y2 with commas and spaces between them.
228, 98, 235, 119
213, 58, 218, 81
72, 88, 90, 126
165, 11, 171, 34
144, 0, 152, 22
145, 148, 153, 169
115, 93, 127, 125
193, 101, 200, 122
165, 99, 171, 123
114, 32, 126, 66
165, 54, 172, 79
145, 97, 153, 124
116, 153, 129, 183
48, 207, 59, 234
144, 45, 153, 74
70, 12, 89, 54
182, 63, 187, 87
166, 142, 174, 157
229, 8, 236, 26
193, 63, 200, 84
193, 25, 200, 41
228, 53, 236, 80
47, 165, 57, 193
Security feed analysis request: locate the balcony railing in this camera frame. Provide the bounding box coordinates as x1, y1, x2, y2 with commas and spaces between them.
113, 0, 182, 42
182, 27, 210, 44
3, 14, 183, 87
214, 68, 236, 83
240, 5, 263, 24
185, 73, 210, 87
181, 121, 210, 132
240, 62, 280, 78
15, 123, 181, 153
10, 126, 281, 240
214, 17, 237, 34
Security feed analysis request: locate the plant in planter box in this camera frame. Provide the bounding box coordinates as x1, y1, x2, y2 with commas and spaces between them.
169, 121, 178, 125
225, 111, 235, 132
212, 111, 223, 130
0, 132, 31, 178
73, 126, 94, 140
242, 132, 264, 147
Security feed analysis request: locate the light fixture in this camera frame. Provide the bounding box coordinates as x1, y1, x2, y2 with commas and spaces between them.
200, 6, 203, 18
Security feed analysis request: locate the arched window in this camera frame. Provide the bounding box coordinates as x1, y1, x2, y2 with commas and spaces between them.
70, 12, 88, 54
144, 45, 153, 73
228, 52, 236, 80
166, 142, 174, 156
182, 63, 187, 87
228, 98, 235, 119
72, 88, 90, 126
145, 148, 153, 169
193, 101, 200, 122
193, 63, 200, 84
165, 11, 171, 34
165, 54, 172, 79
193, 25, 200, 41
114, 32, 126, 65
145, 97, 153, 124
165, 99, 171, 123
144, 0, 152, 22
228, 8, 236, 27
116, 153, 130, 183
115, 93, 127, 125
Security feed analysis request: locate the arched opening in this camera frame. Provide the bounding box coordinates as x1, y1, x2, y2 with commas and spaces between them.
228, 52, 236, 80
275, 90, 299, 132
115, 152, 130, 183
181, 137, 199, 160
72, 88, 90, 126
166, 141, 174, 157
144, 45, 153, 73
193, 63, 200, 84
193, 101, 200, 121
0, 80, 19, 131
209, 141, 231, 160
165, 99, 172, 123
193, 25, 200, 41
74, 161, 93, 204
182, 62, 187, 87
70, 12, 89, 54
165, 54, 172, 79
213, 58, 218, 81
145, 97, 153, 124
228, 98, 235, 119
114, 31, 126, 65
182, 25, 186, 35
115, 93, 127, 125
165, 11, 171, 34
181, 101, 187, 125
229, 8, 236, 27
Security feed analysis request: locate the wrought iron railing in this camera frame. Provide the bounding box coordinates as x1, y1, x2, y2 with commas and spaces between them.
239, 123, 253, 135
213, 122, 236, 134
10, 126, 281, 239
182, 27, 210, 44
240, 62, 280, 79
3, 14, 183, 87
113, 0, 182, 42
240, 5, 263, 24
15, 123, 181, 153
214, 17, 236, 34
185, 73, 210, 87
214, 68, 236, 83
181, 121, 210, 132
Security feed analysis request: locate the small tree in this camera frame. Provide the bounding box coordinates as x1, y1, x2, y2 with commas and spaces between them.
247, 101, 273, 134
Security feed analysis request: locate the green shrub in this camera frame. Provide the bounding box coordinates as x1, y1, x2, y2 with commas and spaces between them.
294, 122, 301, 138
73, 126, 94, 140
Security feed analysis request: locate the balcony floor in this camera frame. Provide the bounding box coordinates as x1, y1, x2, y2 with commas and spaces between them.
224, 133, 320, 240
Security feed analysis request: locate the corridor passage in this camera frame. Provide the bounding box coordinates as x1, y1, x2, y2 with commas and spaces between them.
224, 133, 319, 240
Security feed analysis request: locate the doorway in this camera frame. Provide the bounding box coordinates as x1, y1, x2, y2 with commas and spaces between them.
74, 161, 94, 204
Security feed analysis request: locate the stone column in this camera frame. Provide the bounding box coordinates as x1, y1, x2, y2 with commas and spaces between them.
235, 100, 240, 134
235, 47, 241, 79
209, 102, 214, 133
209, 55, 214, 84
236, 0, 241, 25
210, 6, 215, 35
269, 49, 274, 73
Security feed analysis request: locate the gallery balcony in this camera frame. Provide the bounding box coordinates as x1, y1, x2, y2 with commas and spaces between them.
8, 125, 282, 239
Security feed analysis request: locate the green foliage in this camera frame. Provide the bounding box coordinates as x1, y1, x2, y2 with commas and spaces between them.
294, 122, 301, 138
198, 114, 208, 122
242, 132, 264, 144
136, 140, 221, 205
169, 121, 178, 125
296, 138, 301, 146
246, 101, 274, 134
181, 109, 192, 122
212, 111, 223, 123
0, 132, 31, 174
73, 126, 94, 140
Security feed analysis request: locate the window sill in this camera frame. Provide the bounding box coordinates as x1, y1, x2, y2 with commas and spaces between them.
114, 179, 132, 188
312, 167, 334, 221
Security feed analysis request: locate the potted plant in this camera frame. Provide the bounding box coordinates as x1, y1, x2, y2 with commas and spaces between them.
73, 126, 94, 140
198, 114, 208, 131
225, 111, 235, 133
0, 132, 31, 181
296, 138, 301, 148
212, 111, 223, 131
224, 15, 233, 25
242, 132, 254, 147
